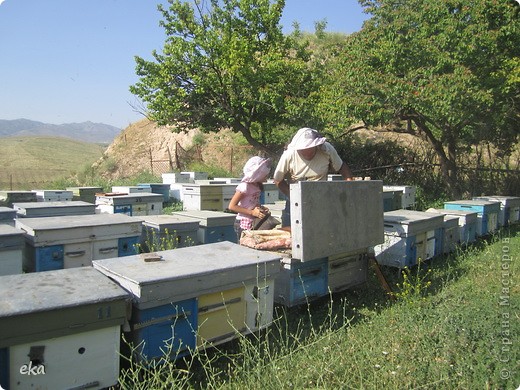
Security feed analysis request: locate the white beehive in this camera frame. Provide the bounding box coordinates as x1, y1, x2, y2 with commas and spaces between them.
383, 185, 416, 209
0, 207, 17, 226
96, 193, 163, 216
181, 181, 227, 211
425, 208, 478, 244
13, 201, 96, 218
0, 267, 130, 390
111, 186, 151, 194
0, 225, 24, 276
261, 182, 280, 204
32, 190, 74, 202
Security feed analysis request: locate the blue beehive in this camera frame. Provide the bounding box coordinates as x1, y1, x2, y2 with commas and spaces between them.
444, 200, 500, 236
274, 256, 329, 307
138, 183, 171, 203
15, 214, 143, 272
93, 242, 281, 361
172, 210, 237, 244
96, 193, 163, 216
139, 214, 200, 250
472, 196, 520, 227
374, 210, 444, 268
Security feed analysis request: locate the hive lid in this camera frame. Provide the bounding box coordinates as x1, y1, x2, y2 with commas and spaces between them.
384, 209, 445, 235
141, 214, 200, 231
473, 196, 520, 207
0, 225, 24, 248
172, 210, 236, 227
93, 241, 281, 308
0, 267, 129, 347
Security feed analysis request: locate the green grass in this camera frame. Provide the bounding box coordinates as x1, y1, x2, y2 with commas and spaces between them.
0, 136, 105, 190
118, 225, 519, 389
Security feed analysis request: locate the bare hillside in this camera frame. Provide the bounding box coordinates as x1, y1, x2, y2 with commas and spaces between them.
94, 119, 255, 179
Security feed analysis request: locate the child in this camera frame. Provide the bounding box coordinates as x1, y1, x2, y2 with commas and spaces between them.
228, 156, 271, 242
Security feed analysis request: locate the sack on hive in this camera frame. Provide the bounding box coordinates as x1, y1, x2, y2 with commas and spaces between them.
240, 229, 291, 250
252, 215, 280, 230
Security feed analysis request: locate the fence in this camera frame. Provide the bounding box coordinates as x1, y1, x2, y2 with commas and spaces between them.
149, 142, 254, 177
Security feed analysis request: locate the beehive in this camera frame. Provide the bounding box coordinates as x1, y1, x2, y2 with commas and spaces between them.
93, 242, 280, 361
0, 267, 129, 390
16, 214, 142, 272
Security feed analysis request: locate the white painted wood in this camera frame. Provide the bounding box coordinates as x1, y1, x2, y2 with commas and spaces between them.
244, 278, 275, 332
8, 326, 121, 390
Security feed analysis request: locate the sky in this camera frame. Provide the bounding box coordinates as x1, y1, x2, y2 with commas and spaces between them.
0, 0, 369, 129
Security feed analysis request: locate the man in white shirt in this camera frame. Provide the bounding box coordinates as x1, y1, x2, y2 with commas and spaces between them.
273, 127, 354, 227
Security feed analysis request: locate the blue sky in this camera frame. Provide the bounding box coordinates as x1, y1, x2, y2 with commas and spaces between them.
0, 0, 369, 128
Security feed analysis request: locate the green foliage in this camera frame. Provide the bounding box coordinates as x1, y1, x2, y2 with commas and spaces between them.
319, 0, 520, 196
392, 261, 433, 303
118, 225, 520, 389
100, 157, 118, 173
163, 200, 184, 214
137, 228, 194, 253
130, 0, 316, 150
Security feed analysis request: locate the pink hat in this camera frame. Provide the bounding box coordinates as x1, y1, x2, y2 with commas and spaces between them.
287, 127, 327, 150
241, 156, 271, 183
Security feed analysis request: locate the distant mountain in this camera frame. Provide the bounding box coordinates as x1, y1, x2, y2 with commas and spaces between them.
0, 119, 121, 144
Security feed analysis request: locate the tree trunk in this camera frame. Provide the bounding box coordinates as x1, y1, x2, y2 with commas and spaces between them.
413, 119, 461, 198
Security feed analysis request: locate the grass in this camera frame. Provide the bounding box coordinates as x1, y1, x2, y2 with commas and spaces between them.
0, 136, 105, 190
117, 225, 519, 389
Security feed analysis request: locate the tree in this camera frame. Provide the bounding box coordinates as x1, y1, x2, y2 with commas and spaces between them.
130, 0, 316, 152
321, 0, 520, 196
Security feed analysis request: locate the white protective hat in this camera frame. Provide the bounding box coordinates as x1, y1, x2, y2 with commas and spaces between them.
241, 156, 271, 183
287, 127, 327, 150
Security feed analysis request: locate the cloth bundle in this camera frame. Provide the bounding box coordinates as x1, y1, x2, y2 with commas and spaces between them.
240, 229, 291, 250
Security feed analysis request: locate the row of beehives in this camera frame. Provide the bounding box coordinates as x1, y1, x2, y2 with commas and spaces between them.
163, 172, 416, 212
0, 180, 385, 390
374, 195, 520, 269
0, 181, 517, 389
0, 174, 415, 217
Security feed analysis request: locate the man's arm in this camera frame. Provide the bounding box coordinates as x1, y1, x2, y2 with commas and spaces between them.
339, 162, 354, 181
274, 179, 290, 198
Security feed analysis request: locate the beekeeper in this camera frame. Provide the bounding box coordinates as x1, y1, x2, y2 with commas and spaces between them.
273, 127, 354, 227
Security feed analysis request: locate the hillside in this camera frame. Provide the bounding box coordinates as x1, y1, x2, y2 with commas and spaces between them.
94, 118, 255, 179
0, 119, 121, 144
0, 136, 105, 190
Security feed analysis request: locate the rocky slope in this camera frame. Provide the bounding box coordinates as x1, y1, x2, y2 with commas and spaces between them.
94, 118, 254, 179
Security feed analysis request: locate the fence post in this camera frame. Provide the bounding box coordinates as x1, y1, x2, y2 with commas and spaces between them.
175, 142, 181, 170
149, 148, 153, 175
230, 147, 234, 173
167, 146, 174, 171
